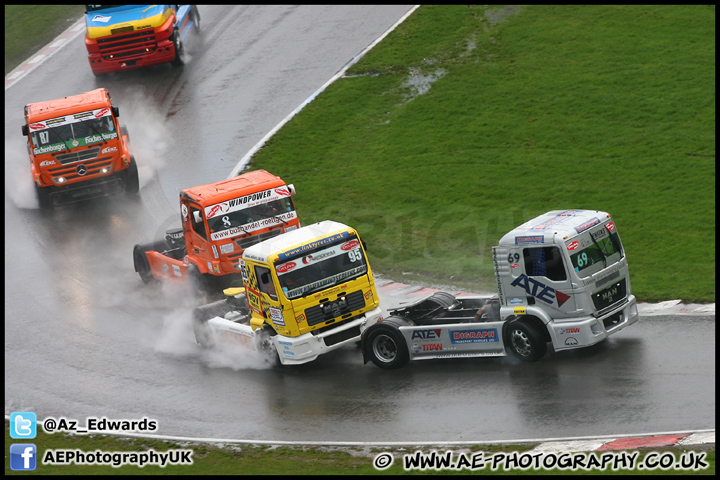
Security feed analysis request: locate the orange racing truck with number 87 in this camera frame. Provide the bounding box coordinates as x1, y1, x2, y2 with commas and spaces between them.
21, 88, 139, 208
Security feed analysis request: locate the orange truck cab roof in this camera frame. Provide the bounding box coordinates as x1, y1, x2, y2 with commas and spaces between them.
25, 88, 112, 123
181, 170, 290, 206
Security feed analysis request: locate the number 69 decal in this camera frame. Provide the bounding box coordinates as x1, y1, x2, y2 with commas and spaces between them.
507, 252, 520, 264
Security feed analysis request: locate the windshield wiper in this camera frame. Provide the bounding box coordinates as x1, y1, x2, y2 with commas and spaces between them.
84, 121, 109, 145
589, 231, 608, 269
251, 210, 289, 226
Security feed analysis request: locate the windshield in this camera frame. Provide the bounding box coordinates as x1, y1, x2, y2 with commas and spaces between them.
86, 5, 122, 12
275, 237, 368, 299
29, 110, 116, 155
206, 196, 296, 242
569, 226, 624, 278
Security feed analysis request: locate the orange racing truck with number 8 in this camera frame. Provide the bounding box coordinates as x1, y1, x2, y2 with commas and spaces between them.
133, 170, 301, 293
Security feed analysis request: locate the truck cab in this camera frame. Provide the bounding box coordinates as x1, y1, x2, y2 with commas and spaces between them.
21, 88, 138, 208
193, 221, 383, 365
492, 209, 639, 351
133, 170, 300, 292
84, 5, 200, 75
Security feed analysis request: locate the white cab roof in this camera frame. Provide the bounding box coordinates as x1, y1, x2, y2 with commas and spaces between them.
498, 209, 611, 246
243, 220, 352, 263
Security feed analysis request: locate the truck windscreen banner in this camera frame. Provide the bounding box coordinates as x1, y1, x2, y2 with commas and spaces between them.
205, 187, 292, 219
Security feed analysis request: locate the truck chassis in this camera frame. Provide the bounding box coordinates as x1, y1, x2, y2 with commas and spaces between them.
361, 290, 635, 369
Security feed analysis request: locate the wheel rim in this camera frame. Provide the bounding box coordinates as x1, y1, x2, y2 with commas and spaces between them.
510, 328, 531, 357
372, 334, 397, 363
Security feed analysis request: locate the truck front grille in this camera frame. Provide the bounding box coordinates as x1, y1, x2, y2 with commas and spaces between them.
47, 156, 114, 181
592, 278, 627, 314
97, 29, 157, 60
232, 227, 284, 253
305, 290, 365, 327
55, 147, 101, 165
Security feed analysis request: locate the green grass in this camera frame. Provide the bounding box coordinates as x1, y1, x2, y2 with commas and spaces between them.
5, 422, 714, 475
4, 5, 85, 75
249, 5, 715, 302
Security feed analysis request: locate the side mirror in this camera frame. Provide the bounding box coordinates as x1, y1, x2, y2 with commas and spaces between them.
261, 272, 271, 284
21, 124, 28, 136
193, 211, 202, 224
287, 184, 296, 196
112, 106, 119, 118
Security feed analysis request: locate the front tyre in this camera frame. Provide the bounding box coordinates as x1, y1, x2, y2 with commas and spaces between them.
35, 184, 52, 209
133, 243, 156, 284
170, 30, 185, 66
192, 299, 233, 348
505, 319, 547, 362
365, 327, 409, 369
255, 327, 279, 367
125, 155, 139, 195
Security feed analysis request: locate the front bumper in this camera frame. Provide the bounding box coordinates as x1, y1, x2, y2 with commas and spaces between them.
274, 307, 383, 365
88, 40, 176, 75
549, 295, 639, 351
44, 171, 127, 207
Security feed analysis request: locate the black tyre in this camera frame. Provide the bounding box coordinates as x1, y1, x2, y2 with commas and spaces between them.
132, 244, 155, 284
190, 5, 201, 32
365, 326, 409, 369
187, 263, 209, 294
35, 184, 52, 209
255, 327, 280, 367
192, 316, 214, 348
125, 155, 140, 195
192, 299, 234, 348
505, 319, 547, 362
170, 30, 185, 66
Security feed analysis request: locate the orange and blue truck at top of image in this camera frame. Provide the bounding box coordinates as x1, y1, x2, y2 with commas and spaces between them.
84, 5, 200, 75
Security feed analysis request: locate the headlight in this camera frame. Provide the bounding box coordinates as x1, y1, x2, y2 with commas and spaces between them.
52, 177, 67, 184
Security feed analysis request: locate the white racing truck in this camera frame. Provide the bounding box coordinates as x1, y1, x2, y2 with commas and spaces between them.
361, 209, 639, 369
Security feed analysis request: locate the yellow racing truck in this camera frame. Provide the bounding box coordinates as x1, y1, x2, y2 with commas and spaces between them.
192, 220, 382, 365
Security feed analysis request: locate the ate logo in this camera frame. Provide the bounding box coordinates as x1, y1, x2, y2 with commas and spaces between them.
510, 274, 571, 307
411, 329, 441, 340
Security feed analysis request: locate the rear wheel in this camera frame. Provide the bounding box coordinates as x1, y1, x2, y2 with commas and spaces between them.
505, 319, 547, 362
190, 5, 201, 32
365, 327, 409, 369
